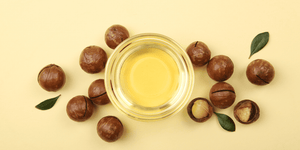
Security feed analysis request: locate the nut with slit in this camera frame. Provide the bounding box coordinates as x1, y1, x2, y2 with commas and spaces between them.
209, 82, 236, 109
66, 95, 94, 122
88, 79, 110, 105
246, 59, 275, 85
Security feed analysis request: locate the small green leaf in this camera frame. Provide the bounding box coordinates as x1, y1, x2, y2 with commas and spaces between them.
35, 95, 61, 110
214, 112, 235, 132
249, 32, 269, 59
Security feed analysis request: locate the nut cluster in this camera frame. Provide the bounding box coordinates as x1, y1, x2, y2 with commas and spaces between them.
185, 40, 270, 125
37, 25, 274, 141
37, 24, 129, 143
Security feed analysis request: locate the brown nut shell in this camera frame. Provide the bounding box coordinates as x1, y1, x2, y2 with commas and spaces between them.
88, 79, 110, 105
187, 98, 214, 122
186, 41, 211, 67
246, 59, 275, 85
66, 95, 94, 122
209, 82, 236, 109
105, 24, 129, 49
234, 100, 260, 124
79, 45, 107, 74
38, 64, 66, 92
207, 55, 234, 81
97, 116, 124, 142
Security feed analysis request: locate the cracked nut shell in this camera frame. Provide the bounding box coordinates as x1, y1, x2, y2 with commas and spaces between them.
38, 64, 66, 92
207, 55, 234, 81
186, 41, 211, 67
97, 116, 124, 142
105, 24, 129, 49
88, 79, 110, 105
79, 45, 107, 74
234, 100, 260, 124
66, 95, 94, 122
246, 59, 275, 85
187, 98, 214, 122
209, 82, 236, 109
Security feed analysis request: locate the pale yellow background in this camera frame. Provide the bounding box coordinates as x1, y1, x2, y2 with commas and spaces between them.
1, 0, 299, 150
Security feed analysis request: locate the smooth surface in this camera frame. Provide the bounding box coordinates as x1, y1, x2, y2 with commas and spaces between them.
120, 48, 179, 107
1, 0, 300, 149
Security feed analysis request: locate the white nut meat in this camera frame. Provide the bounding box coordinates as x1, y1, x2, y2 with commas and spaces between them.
236, 101, 252, 122
192, 100, 209, 119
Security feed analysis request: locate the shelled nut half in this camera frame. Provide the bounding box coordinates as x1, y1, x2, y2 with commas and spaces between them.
187, 98, 214, 122
234, 100, 260, 124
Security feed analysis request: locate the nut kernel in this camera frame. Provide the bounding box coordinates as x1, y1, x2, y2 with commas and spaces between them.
234, 100, 260, 124
187, 98, 214, 122
236, 102, 252, 122
192, 100, 209, 119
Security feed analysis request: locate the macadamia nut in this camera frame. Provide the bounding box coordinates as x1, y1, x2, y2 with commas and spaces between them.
246, 59, 275, 85
234, 100, 260, 124
187, 98, 214, 122
186, 41, 211, 67
192, 100, 209, 119
38, 64, 66, 92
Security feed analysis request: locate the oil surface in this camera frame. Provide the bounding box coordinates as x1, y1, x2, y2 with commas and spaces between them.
120, 48, 179, 107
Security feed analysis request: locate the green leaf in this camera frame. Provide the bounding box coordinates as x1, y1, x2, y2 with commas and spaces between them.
249, 32, 269, 59
35, 95, 61, 110
214, 112, 235, 132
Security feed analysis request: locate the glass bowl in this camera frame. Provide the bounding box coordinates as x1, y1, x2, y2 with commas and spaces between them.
105, 33, 194, 121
